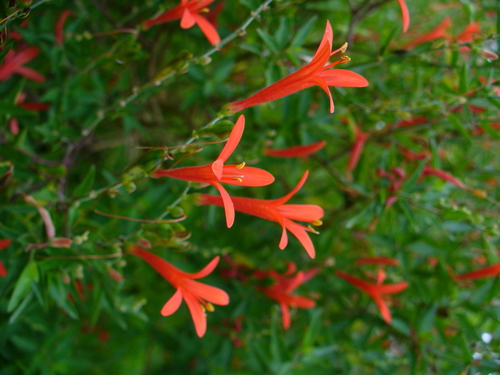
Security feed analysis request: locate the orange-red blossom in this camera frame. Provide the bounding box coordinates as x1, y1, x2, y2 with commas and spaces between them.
225, 21, 368, 114
152, 115, 274, 228
0, 47, 45, 83
336, 269, 408, 323
143, 0, 220, 45
455, 262, 500, 280
132, 247, 229, 337
259, 263, 318, 329
200, 171, 324, 258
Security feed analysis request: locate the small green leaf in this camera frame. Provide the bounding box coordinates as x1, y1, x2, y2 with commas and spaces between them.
8, 261, 39, 312
448, 112, 472, 142
291, 16, 317, 47
73, 165, 95, 197
274, 17, 290, 50
257, 28, 279, 54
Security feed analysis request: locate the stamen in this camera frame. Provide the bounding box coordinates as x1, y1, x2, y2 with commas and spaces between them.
341, 56, 351, 63
307, 225, 319, 234
340, 42, 348, 53
236, 162, 246, 169
312, 219, 323, 226
233, 177, 243, 182
205, 303, 214, 312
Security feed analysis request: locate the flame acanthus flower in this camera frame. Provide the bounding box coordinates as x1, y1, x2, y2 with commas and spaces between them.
200, 171, 324, 258
143, 0, 220, 45
336, 269, 408, 323
225, 20, 368, 114
133, 247, 229, 337
152, 115, 274, 228
259, 263, 318, 329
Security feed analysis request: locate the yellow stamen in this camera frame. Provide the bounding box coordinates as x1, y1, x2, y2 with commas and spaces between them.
205, 303, 214, 312
307, 225, 319, 234
312, 219, 323, 226
200, 8, 209, 13
340, 42, 348, 53
236, 162, 246, 169
341, 56, 351, 63
233, 177, 243, 182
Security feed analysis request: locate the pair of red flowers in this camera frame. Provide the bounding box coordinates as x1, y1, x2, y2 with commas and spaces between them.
153, 115, 324, 259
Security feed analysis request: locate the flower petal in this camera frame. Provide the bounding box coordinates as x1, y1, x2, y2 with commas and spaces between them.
396, 0, 410, 33
161, 289, 183, 316
285, 220, 316, 259
220, 166, 275, 187
278, 225, 288, 250
372, 294, 392, 323
280, 303, 291, 329
180, 7, 196, 28
264, 141, 327, 158
190, 256, 220, 279
277, 204, 324, 222
456, 262, 500, 280
0, 239, 11, 250
183, 292, 207, 337
274, 171, 309, 205
184, 279, 230, 305
0, 261, 6, 277
193, 14, 220, 45
316, 69, 369, 88
212, 182, 235, 228
217, 115, 245, 162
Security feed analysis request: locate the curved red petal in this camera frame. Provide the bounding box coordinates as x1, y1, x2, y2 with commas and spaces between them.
184, 279, 230, 305
285, 220, 316, 258
0, 239, 12, 250
274, 171, 309, 205
396, 0, 410, 33
217, 115, 244, 162
220, 166, 275, 187
193, 14, 220, 45
183, 293, 207, 337
280, 303, 291, 329
180, 7, 196, 28
190, 256, 220, 279
456, 262, 500, 280
161, 289, 183, 316
277, 204, 324, 222
316, 69, 369, 88
212, 182, 235, 228
264, 141, 327, 158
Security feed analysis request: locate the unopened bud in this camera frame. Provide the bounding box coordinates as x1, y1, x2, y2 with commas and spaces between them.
50, 237, 72, 248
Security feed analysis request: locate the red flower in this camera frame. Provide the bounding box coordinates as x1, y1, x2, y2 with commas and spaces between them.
259, 263, 318, 329
133, 247, 229, 337
0, 239, 11, 278
55, 10, 73, 45
421, 165, 466, 189
200, 171, 324, 258
152, 115, 274, 228
0, 47, 45, 83
402, 16, 451, 50
396, 0, 410, 33
225, 21, 368, 114
455, 262, 500, 280
346, 126, 368, 174
336, 269, 408, 323
143, 0, 220, 46
264, 140, 326, 158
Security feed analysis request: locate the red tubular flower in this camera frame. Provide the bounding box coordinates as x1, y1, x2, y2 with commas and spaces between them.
455, 262, 500, 280
133, 247, 229, 337
259, 263, 318, 329
422, 166, 466, 189
152, 115, 274, 228
346, 126, 368, 174
264, 140, 326, 158
0, 47, 45, 83
225, 21, 368, 114
395, 116, 428, 128
143, 0, 220, 45
336, 269, 408, 323
396, 0, 410, 33
402, 16, 452, 50
456, 22, 480, 44
0, 239, 12, 277
55, 10, 73, 45
200, 171, 324, 258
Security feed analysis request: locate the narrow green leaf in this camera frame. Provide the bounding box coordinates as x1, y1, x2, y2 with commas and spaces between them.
8, 261, 39, 312
257, 28, 279, 54
274, 17, 290, 50
448, 112, 472, 142
291, 16, 317, 47
73, 165, 95, 197
402, 158, 428, 191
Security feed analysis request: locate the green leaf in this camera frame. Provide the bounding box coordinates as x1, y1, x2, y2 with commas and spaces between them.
8, 261, 39, 312
274, 17, 290, 50
73, 165, 95, 197
448, 112, 472, 142
257, 28, 279, 54
291, 16, 317, 47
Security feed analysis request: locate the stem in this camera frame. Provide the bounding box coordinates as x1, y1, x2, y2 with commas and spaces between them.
199, 0, 274, 59
158, 185, 191, 220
